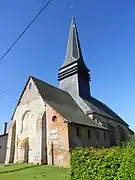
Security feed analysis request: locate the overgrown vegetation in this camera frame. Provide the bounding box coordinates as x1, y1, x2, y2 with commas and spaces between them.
70, 136, 135, 180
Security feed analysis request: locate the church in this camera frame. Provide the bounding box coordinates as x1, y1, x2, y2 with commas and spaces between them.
5, 18, 130, 167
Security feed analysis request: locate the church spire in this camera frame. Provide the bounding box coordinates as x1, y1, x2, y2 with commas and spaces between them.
60, 17, 86, 69
58, 17, 91, 100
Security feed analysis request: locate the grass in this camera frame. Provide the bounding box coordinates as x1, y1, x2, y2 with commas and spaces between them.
0, 164, 70, 180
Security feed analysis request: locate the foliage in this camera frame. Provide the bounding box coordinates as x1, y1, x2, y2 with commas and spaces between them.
126, 135, 135, 148
70, 138, 135, 180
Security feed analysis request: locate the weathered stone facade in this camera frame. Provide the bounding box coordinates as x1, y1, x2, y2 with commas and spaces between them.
5, 79, 45, 165
5, 79, 69, 167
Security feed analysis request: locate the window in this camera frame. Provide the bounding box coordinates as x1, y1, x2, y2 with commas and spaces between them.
52, 116, 57, 122
88, 129, 91, 139
76, 127, 81, 137
21, 111, 31, 133
104, 132, 106, 140
28, 82, 32, 89
96, 131, 99, 140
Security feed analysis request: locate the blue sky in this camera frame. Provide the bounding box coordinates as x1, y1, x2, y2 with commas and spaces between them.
0, 0, 135, 134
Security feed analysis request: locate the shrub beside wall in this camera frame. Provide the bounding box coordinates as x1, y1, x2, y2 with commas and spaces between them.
70, 146, 135, 180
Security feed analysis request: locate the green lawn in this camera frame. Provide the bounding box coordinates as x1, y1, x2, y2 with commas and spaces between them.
0, 164, 70, 180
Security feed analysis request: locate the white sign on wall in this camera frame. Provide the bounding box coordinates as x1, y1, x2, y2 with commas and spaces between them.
50, 128, 58, 135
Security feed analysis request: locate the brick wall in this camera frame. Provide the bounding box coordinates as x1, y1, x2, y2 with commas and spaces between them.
46, 104, 70, 167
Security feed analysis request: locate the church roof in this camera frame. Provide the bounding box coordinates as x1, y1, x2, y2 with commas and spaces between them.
32, 76, 107, 130
0, 133, 8, 138
83, 97, 128, 126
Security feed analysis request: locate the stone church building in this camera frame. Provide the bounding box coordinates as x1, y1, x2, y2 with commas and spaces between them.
5, 18, 130, 167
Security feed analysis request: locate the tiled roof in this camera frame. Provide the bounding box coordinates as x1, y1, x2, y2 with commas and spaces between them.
32, 76, 106, 130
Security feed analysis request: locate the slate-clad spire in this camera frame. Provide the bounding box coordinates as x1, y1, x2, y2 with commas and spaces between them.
61, 17, 84, 68
58, 17, 91, 100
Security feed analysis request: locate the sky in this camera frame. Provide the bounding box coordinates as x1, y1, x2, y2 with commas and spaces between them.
0, 0, 135, 134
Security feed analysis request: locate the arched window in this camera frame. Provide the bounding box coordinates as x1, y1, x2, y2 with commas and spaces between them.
21, 110, 31, 133
28, 82, 32, 90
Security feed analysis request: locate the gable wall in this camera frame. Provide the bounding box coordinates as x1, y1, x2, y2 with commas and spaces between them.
20, 78, 40, 104
5, 78, 45, 164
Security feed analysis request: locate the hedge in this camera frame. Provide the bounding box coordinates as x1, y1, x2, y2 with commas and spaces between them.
70, 145, 135, 180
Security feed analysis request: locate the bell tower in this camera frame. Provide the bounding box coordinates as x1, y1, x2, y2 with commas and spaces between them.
58, 17, 91, 100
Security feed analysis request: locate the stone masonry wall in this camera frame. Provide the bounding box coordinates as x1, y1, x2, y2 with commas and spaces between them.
46, 104, 70, 167
69, 123, 109, 149
93, 113, 129, 145
5, 78, 45, 164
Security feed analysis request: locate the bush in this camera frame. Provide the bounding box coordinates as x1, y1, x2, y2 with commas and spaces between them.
70, 144, 135, 180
